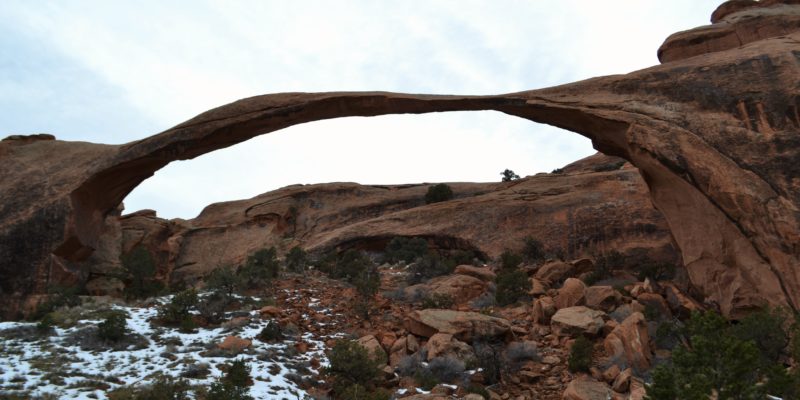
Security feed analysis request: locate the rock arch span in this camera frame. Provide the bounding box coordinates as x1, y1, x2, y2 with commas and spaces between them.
2, 1, 799, 318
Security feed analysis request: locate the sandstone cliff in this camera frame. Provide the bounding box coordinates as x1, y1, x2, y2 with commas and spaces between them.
110, 154, 676, 287
1, 0, 799, 318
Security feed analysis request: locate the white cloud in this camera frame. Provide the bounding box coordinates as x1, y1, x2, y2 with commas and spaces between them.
1, 0, 720, 218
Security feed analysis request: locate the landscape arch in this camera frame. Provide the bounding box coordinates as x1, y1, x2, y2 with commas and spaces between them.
2, 20, 800, 319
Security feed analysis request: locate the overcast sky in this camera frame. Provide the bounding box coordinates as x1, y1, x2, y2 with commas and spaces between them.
1, 1, 719, 219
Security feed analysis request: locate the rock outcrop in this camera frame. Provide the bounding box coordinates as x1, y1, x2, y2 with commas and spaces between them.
2, 1, 800, 319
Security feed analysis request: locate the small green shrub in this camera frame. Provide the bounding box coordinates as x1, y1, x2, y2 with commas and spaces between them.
384, 237, 429, 264
413, 369, 439, 390
499, 250, 522, 271
239, 247, 280, 289
646, 310, 796, 400
197, 291, 230, 325
97, 310, 127, 342
121, 246, 163, 300
505, 341, 540, 372
500, 169, 520, 182
36, 313, 55, 333
331, 250, 373, 282
257, 321, 283, 342
158, 289, 197, 327
284, 246, 308, 273
421, 293, 454, 309
592, 160, 625, 172
107, 374, 189, 400
522, 237, 546, 265
406, 253, 456, 285
325, 340, 385, 394
568, 336, 593, 373
495, 269, 530, 306
425, 183, 454, 204
473, 340, 503, 385
206, 359, 253, 400
427, 356, 465, 383
205, 266, 242, 298
636, 262, 676, 282
32, 285, 82, 320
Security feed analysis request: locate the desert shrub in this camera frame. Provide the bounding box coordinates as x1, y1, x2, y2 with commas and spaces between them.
384, 237, 429, 264
584, 251, 625, 285
36, 312, 55, 333
97, 310, 127, 342
505, 341, 540, 372
325, 340, 385, 394
593, 160, 625, 172
205, 359, 253, 400
646, 310, 796, 400
239, 247, 280, 289
396, 354, 425, 377
32, 285, 82, 320
654, 320, 682, 350
407, 253, 456, 285
473, 339, 504, 384
522, 237, 546, 264
353, 263, 381, 319
470, 292, 496, 310
257, 321, 284, 342
329, 250, 372, 282
158, 289, 197, 329
495, 269, 530, 306
731, 307, 788, 364
196, 291, 229, 325
284, 246, 308, 273
421, 293, 454, 309
568, 336, 593, 373
425, 183, 454, 204
107, 374, 190, 400
337, 384, 390, 400
122, 246, 163, 300
413, 368, 440, 390
205, 266, 242, 298
636, 262, 676, 282
500, 169, 520, 182
428, 356, 465, 383
499, 250, 522, 271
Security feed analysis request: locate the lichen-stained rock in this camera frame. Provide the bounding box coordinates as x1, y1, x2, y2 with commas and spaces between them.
603, 312, 652, 372
404, 309, 510, 342
551, 306, 606, 336
3, 2, 800, 319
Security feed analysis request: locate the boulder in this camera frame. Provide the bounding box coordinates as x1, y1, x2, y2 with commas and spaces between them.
426, 274, 488, 304
551, 306, 606, 336
535, 261, 575, 284
585, 286, 621, 312
612, 368, 632, 393
661, 283, 703, 318
357, 335, 387, 363
218, 336, 251, 354
562, 377, 614, 400
603, 312, 652, 372
424, 333, 474, 361
554, 278, 587, 309
529, 278, 549, 297
405, 309, 510, 342
454, 265, 496, 282
635, 293, 672, 320
532, 296, 557, 324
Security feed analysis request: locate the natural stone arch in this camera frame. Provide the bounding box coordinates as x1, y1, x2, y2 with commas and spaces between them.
2, 2, 799, 318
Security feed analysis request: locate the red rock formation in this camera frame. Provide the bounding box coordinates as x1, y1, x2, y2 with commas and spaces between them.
1, 1, 799, 319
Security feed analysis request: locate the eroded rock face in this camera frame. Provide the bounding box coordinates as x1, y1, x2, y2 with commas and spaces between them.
2, 2, 800, 319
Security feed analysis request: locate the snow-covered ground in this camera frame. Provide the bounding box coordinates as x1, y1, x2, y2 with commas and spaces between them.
0, 294, 335, 399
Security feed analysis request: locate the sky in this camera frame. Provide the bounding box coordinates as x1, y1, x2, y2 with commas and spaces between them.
1, 1, 720, 219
